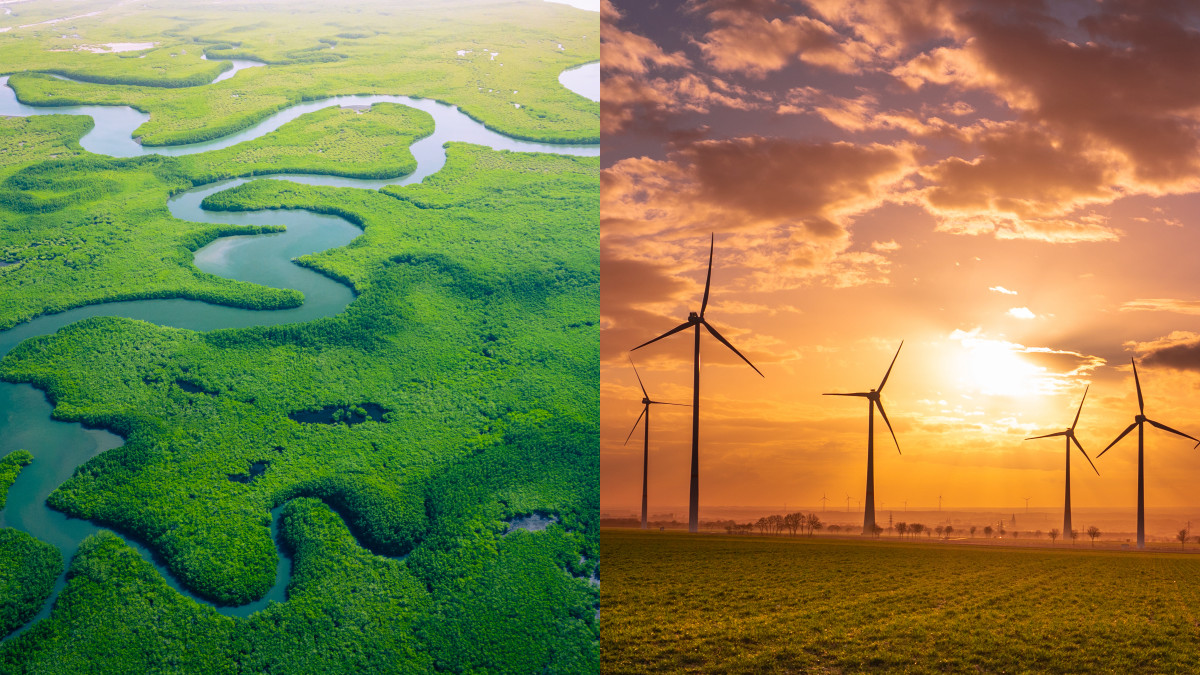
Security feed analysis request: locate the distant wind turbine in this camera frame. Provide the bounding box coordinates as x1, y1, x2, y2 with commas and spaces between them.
625, 357, 689, 530
1025, 386, 1098, 538
631, 234, 763, 533
1097, 359, 1199, 549
819, 493, 829, 512
825, 342, 904, 536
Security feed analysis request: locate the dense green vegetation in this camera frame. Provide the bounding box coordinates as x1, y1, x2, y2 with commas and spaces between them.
0, 142, 598, 669
604, 530, 1200, 673
0, 98, 428, 330
0, 529, 62, 640
0, 450, 33, 508
0, 453, 62, 639
177, 103, 434, 183
2, 0, 598, 145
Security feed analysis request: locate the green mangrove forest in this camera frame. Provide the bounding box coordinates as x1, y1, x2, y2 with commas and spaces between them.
0, 0, 598, 671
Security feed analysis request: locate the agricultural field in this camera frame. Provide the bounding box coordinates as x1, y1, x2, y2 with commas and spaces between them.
0, 0, 598, 671
603, 529, 1200, 673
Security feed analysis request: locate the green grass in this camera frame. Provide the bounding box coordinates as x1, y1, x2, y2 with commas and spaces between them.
603, 529, 1200, 673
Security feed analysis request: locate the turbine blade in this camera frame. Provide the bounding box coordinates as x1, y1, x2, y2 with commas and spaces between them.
631, 320, 692, 351
878, 341, 904, 392
1146, 418, 1200, 444
629, 355, 648, 399
648, 400, 691, 407
1098, 421, 1139, 457
1025, 431, 1068, 441
1071, 385, 1089, 431
700, 233, 714, 317
823, 392, 872, 397
1132, 358, 1144, 415
876, 401, 900, 454
702, 320, 764, 377
624, 406, 647, 446
1072, 435, 1099, 476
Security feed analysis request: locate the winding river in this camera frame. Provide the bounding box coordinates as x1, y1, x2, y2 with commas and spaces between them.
0, 57, 599, 637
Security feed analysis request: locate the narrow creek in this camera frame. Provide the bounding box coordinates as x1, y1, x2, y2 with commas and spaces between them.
0, 59, 599, 636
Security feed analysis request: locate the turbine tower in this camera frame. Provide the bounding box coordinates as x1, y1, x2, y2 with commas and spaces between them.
825, 342, 903, 536
1025, 386, 1098, 537
1098, 359, 1199, 549
631, 234, 763, 533
625, 357, 688, 529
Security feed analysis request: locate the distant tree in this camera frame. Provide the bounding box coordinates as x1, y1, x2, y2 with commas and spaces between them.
910, 523, 924, 538
1012, 531, 1020, 539
828, 524, 842, 533
756, 517, 769, 535
807, 513, 823, 536
896, 522, 908, 538
1087, 526, 1101, 547
873, 524, 884, 537
1179, 529, 1190, 550
784, 512, 802, 536
983, 525, 993, 538
1049, 528, 1060, 544
969, 525, 977, 538
944, 525, 954, 538
935, 525, 944, 538
1035, 530, 1043, 538
1070, 529, 1079, 546
769, 514, 785, 535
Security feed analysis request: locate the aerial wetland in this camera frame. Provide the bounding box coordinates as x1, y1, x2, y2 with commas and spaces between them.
0, 0, 598, 671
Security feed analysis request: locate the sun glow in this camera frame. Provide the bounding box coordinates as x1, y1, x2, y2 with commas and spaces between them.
949, 331, 1047, 397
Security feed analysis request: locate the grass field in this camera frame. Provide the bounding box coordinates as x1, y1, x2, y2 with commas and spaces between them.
603, 529, 1200, 673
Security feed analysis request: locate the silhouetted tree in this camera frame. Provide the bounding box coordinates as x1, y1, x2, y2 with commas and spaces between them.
828, 524, 842, 533
807, 513, 823, 537
935, 525, 944, 538
768, 514, 785, 535
944, 525, 954, 538
983, 525, 993, 538
1012, 530, 1019, 539
872, 524, 883, 537
1070, 529, 1079, 546
1087, 526, 1101, 547
756, 517, 769, 535
1035, 530, 1043, 538
910, 523, 924, 538
1049, 528, 1060, 544
784, 512, 803, 536
896, 522, 908, 538
1179, 528, 1190, 550
969, 525, 977, 538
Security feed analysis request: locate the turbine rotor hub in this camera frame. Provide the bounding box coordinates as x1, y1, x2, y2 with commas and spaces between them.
687, 311, 699, 321
642, 397, 651, 405
1135, 414, 1146, 423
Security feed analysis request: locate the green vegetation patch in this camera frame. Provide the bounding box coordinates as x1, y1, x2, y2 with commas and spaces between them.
0, 116, 91, 171
177, 102, 434, 183
0, 449, 33, 508
0, 153, 298, 331
0, 528, 63, 639
604, 530, 1200, 674
3, 0, 597, 145
0, 147, 598, 667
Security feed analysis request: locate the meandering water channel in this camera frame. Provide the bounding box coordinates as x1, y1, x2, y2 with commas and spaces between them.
0, 58, 599, 637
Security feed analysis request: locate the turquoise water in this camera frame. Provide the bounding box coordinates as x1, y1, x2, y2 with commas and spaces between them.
0, 60, 598, 635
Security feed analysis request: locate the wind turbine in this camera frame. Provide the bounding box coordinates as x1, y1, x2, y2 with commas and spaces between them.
819, 493, 829, 512
631, 234, 763, 533
1097, 359, 1199, 549
625, 357, 689, 530
1025, 386, 1098, 538
825, 342, 904, 536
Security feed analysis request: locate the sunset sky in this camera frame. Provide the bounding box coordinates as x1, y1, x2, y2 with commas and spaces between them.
600, 0, 1200, 516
